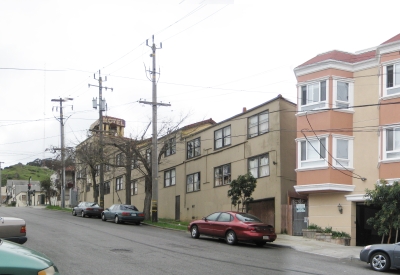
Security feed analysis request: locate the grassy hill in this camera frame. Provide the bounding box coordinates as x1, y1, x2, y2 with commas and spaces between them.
1, 163, 55, 187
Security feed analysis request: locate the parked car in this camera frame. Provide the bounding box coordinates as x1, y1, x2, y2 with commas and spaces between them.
0, 239, 59, 274
188, 211, 277, 246
101, 204, 145, 225
0, 216, 27, 244
360, 243, 400, 272
72, 201, 103, 218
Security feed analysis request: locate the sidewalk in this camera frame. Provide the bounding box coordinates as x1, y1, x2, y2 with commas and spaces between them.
273, 234, 362, 260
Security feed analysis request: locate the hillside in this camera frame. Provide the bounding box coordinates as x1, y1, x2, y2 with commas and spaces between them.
1, 163, 55, 187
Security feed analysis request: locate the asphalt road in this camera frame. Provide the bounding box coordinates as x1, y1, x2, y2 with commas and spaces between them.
0, 207, 393, 275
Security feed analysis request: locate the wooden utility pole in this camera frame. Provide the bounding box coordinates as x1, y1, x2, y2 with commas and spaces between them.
89, 71, 113, 209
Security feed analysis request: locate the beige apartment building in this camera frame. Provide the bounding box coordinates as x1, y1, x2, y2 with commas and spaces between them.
294, 33, 400, 245
77, 95, 297, 233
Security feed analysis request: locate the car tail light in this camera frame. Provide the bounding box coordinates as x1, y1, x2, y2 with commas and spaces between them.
20, 225, 26, 234
247, 226, 257, 232
86, 208, 93, 211
138, 213, 144, 217
122, 212, 130, 216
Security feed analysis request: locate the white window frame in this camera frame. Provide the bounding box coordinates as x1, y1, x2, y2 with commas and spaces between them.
332, 134, 354, 169
297, 135, 329, 170
164, 169, 176, 187
298, 79, 329, 112
383, 62, 400, 97
382, 125, 400, 161
332, 78, 354, 112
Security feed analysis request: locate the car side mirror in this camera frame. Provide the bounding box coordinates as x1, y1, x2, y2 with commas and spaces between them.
202, 217, 207, 221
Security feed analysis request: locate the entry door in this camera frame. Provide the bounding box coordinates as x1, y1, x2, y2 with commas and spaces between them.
292, 199, 308, 236
175, 196, 180, 221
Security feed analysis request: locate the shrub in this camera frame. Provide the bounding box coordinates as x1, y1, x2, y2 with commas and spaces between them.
307, 223, 322, 231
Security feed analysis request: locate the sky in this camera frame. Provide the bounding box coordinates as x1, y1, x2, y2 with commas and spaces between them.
1, 0, 400, 168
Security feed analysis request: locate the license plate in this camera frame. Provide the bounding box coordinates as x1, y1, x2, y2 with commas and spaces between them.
263, 236, 270, 240
131, 213, 136, 216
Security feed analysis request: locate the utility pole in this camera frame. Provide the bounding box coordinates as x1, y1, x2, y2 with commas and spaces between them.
51, 97, 73, 208
89, 70, 113, 209
0, 162, 3, 206
140, 35, 170, 222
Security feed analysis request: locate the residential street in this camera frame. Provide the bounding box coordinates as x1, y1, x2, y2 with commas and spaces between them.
0, 207, 390, 275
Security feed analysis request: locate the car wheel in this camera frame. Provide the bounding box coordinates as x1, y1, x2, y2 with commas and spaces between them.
225, 230, 237, 245
72, 210, 76, 216
191, 225, 200, 239
115, 215, 120, 224
101, 214, 106, 221
81, 211, 85, 218
370, 252, 390, 272
255, 241, 266, 247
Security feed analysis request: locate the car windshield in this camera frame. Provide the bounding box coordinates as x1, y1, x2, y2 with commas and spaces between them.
236, 213, 262, 223
121, 205, 138, 211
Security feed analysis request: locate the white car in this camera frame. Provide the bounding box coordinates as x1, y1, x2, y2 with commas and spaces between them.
0, 217, 27, 244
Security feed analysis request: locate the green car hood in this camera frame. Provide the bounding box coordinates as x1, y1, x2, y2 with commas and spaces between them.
0, 239, 55, 273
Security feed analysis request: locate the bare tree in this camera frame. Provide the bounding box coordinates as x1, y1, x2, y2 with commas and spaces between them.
104, 113, 190, 219
75, 137, 103, 203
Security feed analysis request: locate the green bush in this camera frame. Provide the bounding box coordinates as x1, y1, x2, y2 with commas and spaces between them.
308, 224, 350, 238
307, 223, 322, 231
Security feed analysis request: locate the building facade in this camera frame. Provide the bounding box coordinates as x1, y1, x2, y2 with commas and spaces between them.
294, 33, 400, 245
77, 95, 297, 233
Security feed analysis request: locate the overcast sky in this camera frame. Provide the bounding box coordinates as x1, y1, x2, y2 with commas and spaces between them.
1, 0, 400, 167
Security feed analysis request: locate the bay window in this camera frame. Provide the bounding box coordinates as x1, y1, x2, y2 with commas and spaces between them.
386, 63, 400, 96
299, 137, 327, 168
300, 80, 327, 111
385, 127, 400, 159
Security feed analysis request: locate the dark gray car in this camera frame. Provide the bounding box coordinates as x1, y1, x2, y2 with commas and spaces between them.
101, 204, 145, 225
72, 202, 103, 218
360, 242, 400, 272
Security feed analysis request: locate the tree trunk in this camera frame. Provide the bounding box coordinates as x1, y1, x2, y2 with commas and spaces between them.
396, 228, 398, 243
143, 177, 152, 220
381, 234, 385, 244
388, 227, 393, 244
125, 166, 132, 205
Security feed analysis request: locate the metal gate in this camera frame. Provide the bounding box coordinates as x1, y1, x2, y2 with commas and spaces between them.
292, 199, 308, 236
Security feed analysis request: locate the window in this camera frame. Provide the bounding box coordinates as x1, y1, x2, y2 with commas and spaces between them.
104, 181, 110, 195
131, 156, 138, 170
164, 169, 176, 187
214, 164, 231, 186
248, 154, 269, 178
116, 153, 124, 166
86, 184, 90, 192
385, 127, 400, 159
187, 172, 200, 193
105, 164, 110, 172
217, 212, 232, 222
205, 212, 220, 221
187, 138, 201, 159
333, 79, 353, 110
248, 111, 269, 138
165, 137, 176, 157
131, 180, 138, 195
298, 137, 327, 168
95, 164, 100, 176
332, 135, 353, 168
146, 148, 151, 163
300, 80, 327, 111
386, 63, 400, 95
116, 177, 123, 191
215, 126, 231, 149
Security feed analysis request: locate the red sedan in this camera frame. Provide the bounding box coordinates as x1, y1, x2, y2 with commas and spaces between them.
188, 211, 276, 247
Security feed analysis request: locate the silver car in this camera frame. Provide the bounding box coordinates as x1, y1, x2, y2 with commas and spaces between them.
0, 216, 27, 244
360, 242, 400, 272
